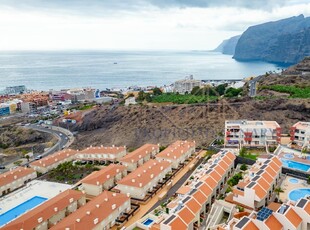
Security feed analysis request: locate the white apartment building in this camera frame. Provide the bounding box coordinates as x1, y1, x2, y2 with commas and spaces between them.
115, 159, 172, 200
232, 156, 282, 210
76, 145, 127, 163
50, 191, 131, 230
224, 120, 281, 147
290, 121, 310, 149
174, 75, 201, 94
119, 144, 159, 172
0, 167, 37, 196
79, 164, 127, 196
30, 149, 77, 174
156, 140, 195, 169
2, 190, 86, 230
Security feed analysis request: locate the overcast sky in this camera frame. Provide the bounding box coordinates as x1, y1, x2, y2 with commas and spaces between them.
0, 0, 310, 51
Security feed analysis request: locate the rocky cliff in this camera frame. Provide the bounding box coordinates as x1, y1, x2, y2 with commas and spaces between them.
233, 14, 310, 64
213, 35, 241, 55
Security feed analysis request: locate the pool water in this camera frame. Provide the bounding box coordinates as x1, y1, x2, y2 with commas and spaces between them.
289, 178, 299, 184
289, 188, 310, 201
281, 159, 310, 172
0, 196, 47, 226
143, 218, 154, 226
284, 153, 294, 159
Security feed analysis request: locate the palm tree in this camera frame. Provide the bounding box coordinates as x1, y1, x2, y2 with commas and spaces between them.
274, 187, 284, 201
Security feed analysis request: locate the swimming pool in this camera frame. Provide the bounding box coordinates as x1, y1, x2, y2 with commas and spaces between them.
284, 153, 294, 159
143, 218, 154, 226
289, 188, 310, 201
0, 196, 47, 226
281, 159, 310, 172
289, 178, 299, 184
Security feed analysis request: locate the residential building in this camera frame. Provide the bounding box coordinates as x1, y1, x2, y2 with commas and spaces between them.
290, 121, 310, 149
219, 196, 310, 230
30, 149, 78, 174
174, 75, 201, 94
160, 151, 236, 229
230, 156, 282, 209
50, 191, 131, 230
79, 164, 127, 196
5, 85, 26, 95
0, 167, 37, 196
76, 145, 127, 163
115, 159, 172, 200
224, 120, 281, 147
119, 144, 159, 172
2, 189, 86, 230
156, 140, 195, 169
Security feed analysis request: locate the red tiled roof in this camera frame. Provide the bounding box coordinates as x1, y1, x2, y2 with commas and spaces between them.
30, 149, 77, 167
156, 140, 195, 160
0, 167, 35, 187
120, 144, 159, 163
2, 190, 84, 230
50, 191, 130, 230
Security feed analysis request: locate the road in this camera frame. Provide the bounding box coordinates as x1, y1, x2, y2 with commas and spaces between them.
249, 75, 263, 97
0, 124, 74, 172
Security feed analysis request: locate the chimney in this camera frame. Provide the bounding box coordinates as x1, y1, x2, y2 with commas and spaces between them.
76, 219, 80, 222
139, 183, 143, 187
150, 174, 154, 179
132, 179, 135, 183
96, 204, 100, 208
139, 155, 141, 159
113, 193, 116, 197
94, 218, 99, 225
86, 211, 91, 215
116, 169, 120, 173
112, 204, 116, 210
107, 175, 110, 179
127, 193, 130, 197
104, 198, 108, 201
96, 181, 100, 185
160, 166, 163, 170
54, 207, 58, 212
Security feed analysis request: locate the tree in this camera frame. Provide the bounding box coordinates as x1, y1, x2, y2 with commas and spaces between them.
25, 155, 30, 162
191, 86, 200, 95
224, 87, 242, 97
145, 93, 152, 102
240, 164, 248, 171
215, 83, 228, 96
239, 147, 247, 157
274, 187, 284, 201
153, 87, 162, 96
137, 91, 145, 101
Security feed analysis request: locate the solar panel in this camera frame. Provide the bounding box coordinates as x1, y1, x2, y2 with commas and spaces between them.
163, 215, 176, 225
247, 182, 256, 188
252, 176, 260, 181
297, 199, 307, 208
257, 170, 264, 175
257, 207, 273, 221
205, 169, 212, 174
195, 181, 203, 188
264, 160, 271, 164
235, 217, 250, 229
210, 164, 216, 168
183, 196, 191, 203
189, 189, 197, 195
260, 165, 267, 169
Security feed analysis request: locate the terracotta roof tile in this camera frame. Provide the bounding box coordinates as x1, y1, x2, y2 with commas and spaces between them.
203, 175, 217, 190
192, 190, 208, 204
79, 164, 126, 185
168, 216, 187, 230
30, 149, 77, 167
80, 146, 126, 155
178, 207, 195, 224
156, 140, 195, 160
199, 182, 213, 197
257, 177, 270, 191
120, 144, 158, 163
50, 191, 130, 230
285, 208, 302, 228
2, 190, 84, 230
305, 202, 310, 215
116, 159, 171, 188
185, 198, 201, 214
261, 172, 273, 184
253, 184, 267, 199
176, 186, 191, 195
265, 214, 283, 230
209, 170, 221, 183
243, 220, 259, 230
265, 166, 277, 178
0, 167, 35, 187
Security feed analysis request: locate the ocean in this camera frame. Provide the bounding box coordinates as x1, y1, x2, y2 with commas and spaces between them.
0, 51, 284, 91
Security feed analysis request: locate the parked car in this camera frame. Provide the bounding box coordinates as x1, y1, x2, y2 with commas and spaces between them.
0, 165, 5, 169
35, 155, 43, 160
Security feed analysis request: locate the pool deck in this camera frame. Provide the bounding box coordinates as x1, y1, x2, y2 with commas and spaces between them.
279, 175, 310, 203
0, 180, 71, 215
278, 146, 310, 165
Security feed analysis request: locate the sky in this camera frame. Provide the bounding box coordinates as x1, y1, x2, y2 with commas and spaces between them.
0, 0, 310, 51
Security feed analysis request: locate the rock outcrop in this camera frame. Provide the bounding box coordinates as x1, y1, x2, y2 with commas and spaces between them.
213, 35, 241, 55
233, 14, 310, 64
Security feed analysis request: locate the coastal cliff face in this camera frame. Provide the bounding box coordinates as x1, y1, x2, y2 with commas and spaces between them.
233, 15, 310, 64
213, 35, 241, 55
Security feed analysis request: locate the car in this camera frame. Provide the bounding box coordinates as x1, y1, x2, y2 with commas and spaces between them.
35, 155, 43, 160
0, 165, 5, 169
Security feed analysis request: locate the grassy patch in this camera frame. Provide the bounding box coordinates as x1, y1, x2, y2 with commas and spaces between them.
241, 153, 258, 160
152, 93, 218, 104
260, 85, 310, 98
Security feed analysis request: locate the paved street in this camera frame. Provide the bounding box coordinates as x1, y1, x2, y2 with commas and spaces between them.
249, 75, 263, 97
0, 124, 74, 173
